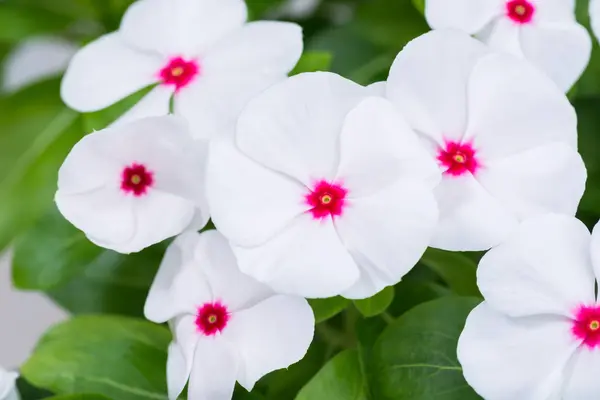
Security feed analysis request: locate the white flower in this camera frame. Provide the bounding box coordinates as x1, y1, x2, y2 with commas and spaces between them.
60, 0, 303, 139
425, 0, 591, 92
458, 214, 600, 400
380, 30, 586, 251
3, 36, 77, 93
55, 115, 208, 254
590, 0, 600, 45
0, 368, 19, 400
206, 72, 441, 299
144, 230, 314, 400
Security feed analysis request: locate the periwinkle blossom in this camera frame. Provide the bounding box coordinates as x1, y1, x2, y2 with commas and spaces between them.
425, 0, 591, 91
60, 0, 303, 139
144, 230, 314, 400
55, 115, 208, 254
459, 214, 600, 400
207, 71, 441, 299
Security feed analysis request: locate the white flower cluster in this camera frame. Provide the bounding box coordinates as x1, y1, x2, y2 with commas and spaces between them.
53, 0, 600, 398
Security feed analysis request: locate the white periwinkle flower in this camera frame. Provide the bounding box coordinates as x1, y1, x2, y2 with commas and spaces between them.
0, 368, 18, 400
458, 214, 600, 400
425, 0, 591, 91
381, 30, 586, 251
206, 71, 441, 299
590, 0, 600, 45
60, 0, 303, 139
55, 115, 208, 254
144, 230, 314, 400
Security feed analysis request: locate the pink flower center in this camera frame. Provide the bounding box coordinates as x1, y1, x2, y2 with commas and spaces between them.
195, 302, 230, 336
159, 57, 199, 91
305, 180, 348, 219
572, 305, 600, 349
121, 163, 153, 196
506, 0, 535, 24
437, 141, 480, 177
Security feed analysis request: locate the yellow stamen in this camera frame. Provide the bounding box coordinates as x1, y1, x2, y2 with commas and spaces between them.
171, 67, 184, 77
515, 5, 526, 16
590, 320, 600, 331
208, 315, 217, 324
131, 174, 142, 185
453, 154, 466, 164
321, 194, 332, 204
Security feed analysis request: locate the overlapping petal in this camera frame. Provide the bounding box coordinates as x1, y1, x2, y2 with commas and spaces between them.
425, 0, 500, 33
188, 338, 238, 400
562, 348, 600, 399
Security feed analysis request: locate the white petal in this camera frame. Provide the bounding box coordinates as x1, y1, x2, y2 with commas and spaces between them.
188, 338, 238, 400
478, 214, 596, 318
562, 347, 600, 400
144, 232, 211, 323
236, 72, 368, 185
194, 230, 273, 312
175, 74, 285, 140
364, 81, 386, 96
425, 0, 501, 33
233, 214, 360, 298
466, 53, 577, 161
224, 295, 314, 390
458, 303, 577, 400
3, 36, 77, 92
110, 85, 173, 129
477, 143, 586, 221
535, 0, 576, 23
386, 30, 489, 142
591, 0, 600, 43
0, 370, 18, 400
203, 21, 302, 76
590, 221, 600, 281
120, 0, 247, 57
479, 17, 523, 56
61, 32, 161, 112
430, 174, 518, 251
337, 181, 438, 299
206, 140, 307, 248
335, 97, 440, 198
520, 23, 591, 92
167, 342, 191, 400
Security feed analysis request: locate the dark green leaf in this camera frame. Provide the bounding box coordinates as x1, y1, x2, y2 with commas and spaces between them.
371, 297, 482, 400
45, 395, 111, 400
354, 286, 394, 317
412, 0, 425, 14
419, 248, 480, 297
295, 349, 368, 400
309, 297, 350, 323
291, 51, 332, 75
0, 6, 71, 42
21, 315, 170, 400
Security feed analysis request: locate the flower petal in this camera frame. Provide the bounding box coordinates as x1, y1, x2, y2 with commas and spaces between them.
188, 337, 238, 400
458, 303, 577, 400
365, 81, 386, 96
337, 181, 438, 299
477, 142, 586, 221
224, 295, 314, 390
335, 97, 440, 198
387, 30, 489, 143
61, 32, 161, 112
590, 0, 600, 43
194, 230, 273, 312
466, 53, 577, 161
425, 0, 501, 33
477, 214, 596, 318
166, 342, 191, 400
520, 23, 591, 92
590, 221, 600, 281
144, 232, 211, 323
0, 369, 18, 400
535, 0, 576, 23
111, 85, 172, 128
206, 140, 307, 248
202, 21, 302, 76
430, 174, 518, 251
478, 17, 522, 56
120, 0, 247, 57
562, 347, 600, 399
236, 72, 368, 185
233, 214, 360, 298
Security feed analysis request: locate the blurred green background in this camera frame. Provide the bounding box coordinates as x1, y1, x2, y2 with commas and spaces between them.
2, 0, 600, 399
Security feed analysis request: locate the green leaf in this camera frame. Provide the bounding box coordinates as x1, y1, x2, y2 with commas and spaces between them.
291, 51, 333, 75
0, 79, 83, 252
419, 248, 481, 297
21, 315, 170, 400
354, 286, 395, 317
246, 0, 285, 19
46, 395, 111, 400
0, 6, 71, 42
371, 297, 482, 400
412, 0, 425, 14
295, 349, 368, 400
574, 98, 600, 215
309, 297, 350, 323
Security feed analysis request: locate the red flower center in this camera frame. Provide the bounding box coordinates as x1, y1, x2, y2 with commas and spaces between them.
159, 57, 200, 91
437, 141, 480, 177
121, 163, 154, 196
195, 302, 230, 336
506, 0, 535, 24
305, 180, 348, 219
572, 305, 600, 349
